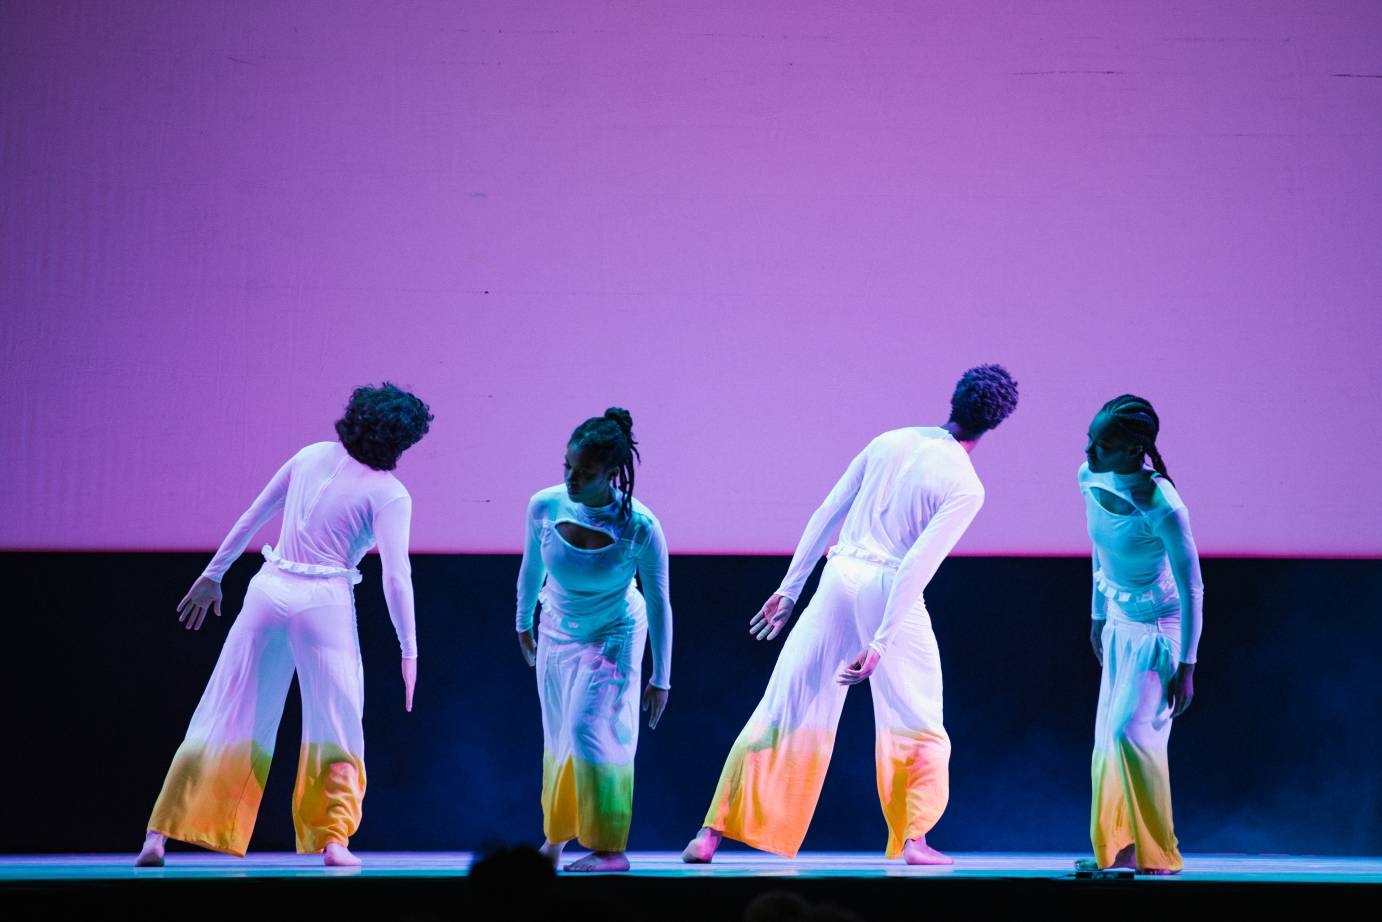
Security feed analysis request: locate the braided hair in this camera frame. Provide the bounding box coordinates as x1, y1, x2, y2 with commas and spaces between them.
569, 407, 640, 521
1098, 394, 1173, 484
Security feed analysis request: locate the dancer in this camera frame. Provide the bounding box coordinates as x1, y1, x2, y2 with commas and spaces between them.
516, 408, 672, 873
684, 365, 1019, 865
1078, 395, 1203, 875
135, 383, 432, 868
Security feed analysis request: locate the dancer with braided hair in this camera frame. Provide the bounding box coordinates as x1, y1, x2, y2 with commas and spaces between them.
516, 408, 673, 872
1078, 395, 1204, 875
683, 366, 1018, 865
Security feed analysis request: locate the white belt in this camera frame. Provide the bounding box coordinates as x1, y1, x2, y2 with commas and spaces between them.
261, 545, 363, 585
827, 545, 902, 570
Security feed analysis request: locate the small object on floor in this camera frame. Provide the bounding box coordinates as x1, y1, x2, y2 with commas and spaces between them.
1074, 858, 1133, 879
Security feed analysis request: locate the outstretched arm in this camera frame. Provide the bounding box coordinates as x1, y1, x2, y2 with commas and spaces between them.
178, 453, 294, 630
515, 496, 547, 664
774, 448, 869, 603
638, 517, 673, 728
375, 494, 418, 711
201, 454, 294, 582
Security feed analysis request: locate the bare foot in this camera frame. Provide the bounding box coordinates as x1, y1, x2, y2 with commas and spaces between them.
564, 851, 630, 872
539, 839, 569, 865
681, 827, 722, 864
323, 842, 362, 867
134, 831, 166, 867
902, 835, 954, 866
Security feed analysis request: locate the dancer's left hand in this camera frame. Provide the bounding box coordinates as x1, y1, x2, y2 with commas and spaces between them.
177, 576, 223, 631
1167, 662, 1194, 717
837, 648, 880, 685
401, 658, 417, 712
642, 684, 669, 729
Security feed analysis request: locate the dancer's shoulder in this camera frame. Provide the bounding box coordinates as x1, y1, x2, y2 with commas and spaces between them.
1146, 476, 1188, 519
867, 426, 931, 453
627, 497, 662, 532
297, 440, 340, 461
527, 484, 567, 512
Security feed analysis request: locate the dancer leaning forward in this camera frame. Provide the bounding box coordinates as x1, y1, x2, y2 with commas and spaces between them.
684, 366, 1018, 865
136, 384, 432, 867
516, 408, 673, 872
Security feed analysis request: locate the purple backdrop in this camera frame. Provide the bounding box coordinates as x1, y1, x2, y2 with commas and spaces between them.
3, 1, 1380, 555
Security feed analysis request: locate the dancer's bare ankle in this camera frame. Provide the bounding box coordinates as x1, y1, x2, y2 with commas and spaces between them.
564, 850, 630, 872
134, 831, 167, 867
323, 841, 362, 867
538, 839, 570, 864
681, 827, 722, 863
902, 835, 953, 866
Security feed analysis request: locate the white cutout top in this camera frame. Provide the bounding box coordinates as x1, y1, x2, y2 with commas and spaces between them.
516, 485, 672, 689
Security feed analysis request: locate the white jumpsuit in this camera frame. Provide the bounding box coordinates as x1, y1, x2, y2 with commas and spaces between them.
516, 486, 672, 852
703, 427, 984, 858
148, 441, 417, 856
1082, 462, 1204, 871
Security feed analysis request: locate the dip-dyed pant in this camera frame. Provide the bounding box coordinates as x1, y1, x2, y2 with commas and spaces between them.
704, 555, 950, 858
1091, 602, 1184, 871
147, 564, 366, 856
536, 601, 648, 852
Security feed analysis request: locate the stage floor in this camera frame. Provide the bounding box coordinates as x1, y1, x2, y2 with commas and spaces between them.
4, 851, 1381, 884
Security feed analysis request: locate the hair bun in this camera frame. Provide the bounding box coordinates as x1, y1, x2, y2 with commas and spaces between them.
603, 407, 634, 435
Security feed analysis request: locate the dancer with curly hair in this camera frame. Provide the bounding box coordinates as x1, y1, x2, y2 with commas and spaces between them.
516, 408, 672, 872
136, 384, 433, 868
1078, 395, 1203, 875
683, 366, 1018, 865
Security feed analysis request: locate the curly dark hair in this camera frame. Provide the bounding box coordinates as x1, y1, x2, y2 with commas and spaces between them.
334, 383, 434, 471
1098, 393, 1173, 484
569, 407, 640, 521
948, 364, 1019, 435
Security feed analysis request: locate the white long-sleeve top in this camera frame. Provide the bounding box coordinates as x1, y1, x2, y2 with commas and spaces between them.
515, 485, 673, 689
200, 440, 419, 658
1080, 462, 1204, 664
776, 427, 986, 657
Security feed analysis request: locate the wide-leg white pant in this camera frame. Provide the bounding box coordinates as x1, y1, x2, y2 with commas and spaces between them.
148, 565, 366, 856
536, 600, 648, 852
1091, 604, 1184, 871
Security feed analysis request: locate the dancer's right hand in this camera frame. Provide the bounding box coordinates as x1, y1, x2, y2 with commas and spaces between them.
749, 594, 794, 641
518, 629, 537, 666
401, 657, 417, 712
177, 576, 223, 631
1089, 620, 1105, 666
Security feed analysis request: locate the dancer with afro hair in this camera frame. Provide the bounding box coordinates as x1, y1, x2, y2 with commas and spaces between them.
137, 384, 432, 868
684, 365, 1018, 865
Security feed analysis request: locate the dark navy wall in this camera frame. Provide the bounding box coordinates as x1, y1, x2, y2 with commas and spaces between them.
3, 553, 1379, 855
